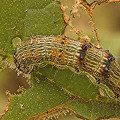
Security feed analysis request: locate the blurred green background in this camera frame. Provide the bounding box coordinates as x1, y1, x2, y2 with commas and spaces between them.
0, 0, 120, 120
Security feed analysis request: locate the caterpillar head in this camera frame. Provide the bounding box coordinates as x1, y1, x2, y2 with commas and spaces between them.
14, 53, 34, 74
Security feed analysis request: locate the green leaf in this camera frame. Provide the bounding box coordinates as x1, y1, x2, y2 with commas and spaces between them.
2, 65, 120, 120
2, 74, 70, 120
0, 0, 25, 54
1, 0, 120, 120
0, 0, 65, 54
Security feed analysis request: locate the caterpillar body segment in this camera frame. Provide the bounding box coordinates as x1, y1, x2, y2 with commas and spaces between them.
14, 35, 120, 102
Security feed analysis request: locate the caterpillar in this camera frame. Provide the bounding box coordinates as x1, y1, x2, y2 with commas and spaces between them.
13, 35, 120, 102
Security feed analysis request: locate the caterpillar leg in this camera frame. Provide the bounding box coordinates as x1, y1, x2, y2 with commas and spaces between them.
98, 88, 106, 99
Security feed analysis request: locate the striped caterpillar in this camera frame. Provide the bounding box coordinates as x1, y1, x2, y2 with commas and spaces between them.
13, 35, 120, 102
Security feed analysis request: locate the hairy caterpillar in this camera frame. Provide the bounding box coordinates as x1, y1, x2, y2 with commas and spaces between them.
13, 35, 120, 102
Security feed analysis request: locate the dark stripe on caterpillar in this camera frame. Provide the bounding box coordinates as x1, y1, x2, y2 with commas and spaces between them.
13, 35, 120, 102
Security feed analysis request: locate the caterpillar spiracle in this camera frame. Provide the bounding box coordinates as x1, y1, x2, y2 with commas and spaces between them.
13, 35, 120, 102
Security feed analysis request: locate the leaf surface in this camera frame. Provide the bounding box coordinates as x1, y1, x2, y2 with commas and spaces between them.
1, 0, 120, 120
